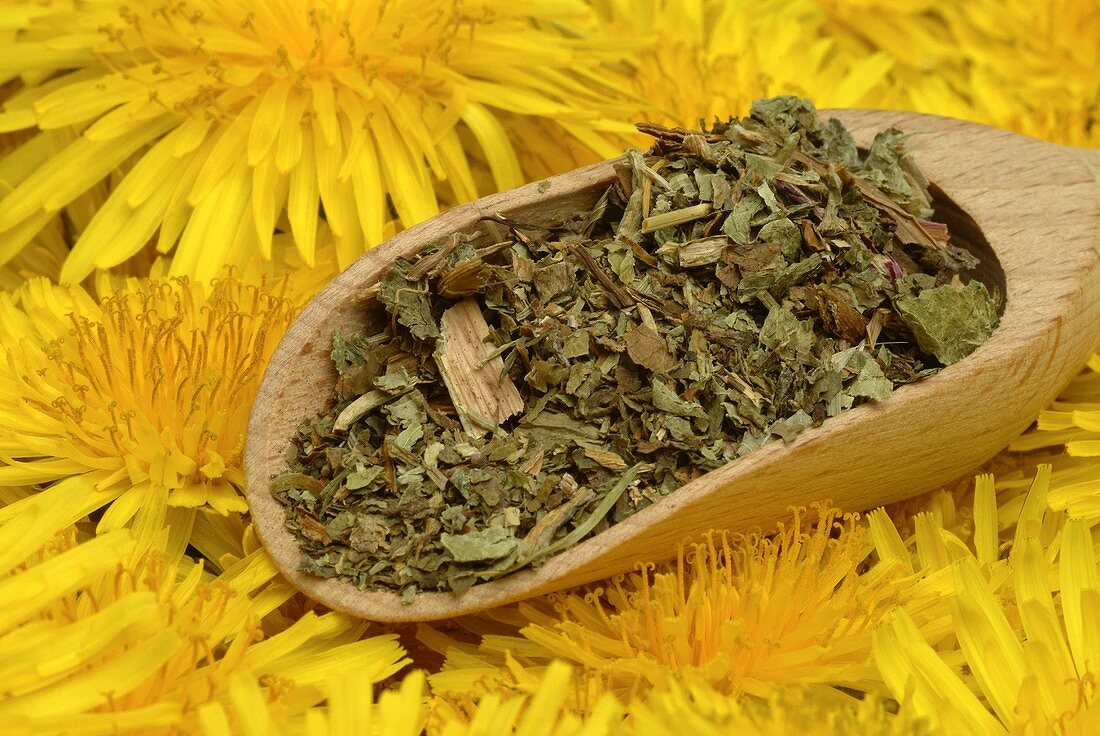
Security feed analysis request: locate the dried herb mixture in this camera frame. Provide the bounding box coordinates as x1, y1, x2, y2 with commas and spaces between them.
273, 97, 999, 599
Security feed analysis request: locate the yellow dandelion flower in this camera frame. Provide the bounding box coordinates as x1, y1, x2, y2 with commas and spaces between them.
0, 276, 296, 531
591, 0, 895, 128
0, 477, 410, 735
872, 464, 1100, 734
592, 0, 1097, 146
425, 507, 903, 710
0, 0, 637, 282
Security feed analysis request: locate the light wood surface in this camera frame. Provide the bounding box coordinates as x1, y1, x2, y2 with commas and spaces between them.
245, 110, 1100, 622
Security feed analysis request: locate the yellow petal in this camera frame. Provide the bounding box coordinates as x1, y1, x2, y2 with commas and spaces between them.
826, 53, 895, 107
187, 108, 253, 207
873, 608, 1002, 734
951, 558, 1025, 725
7, 702, 182, 736
973, 473, 999, 566
372, 104, 438, 225
0, 457, 88, 486
0, 117, 171, 230
350, 129, 386, 246
63, 157, 183, 281
0, 476, 97, 576
248, 80, 291, 166
173, 160, 251, 279
515, 661, 572, 736
275, 87, 308, 174
309, 77, 340, 149
461, 102, 523, 193
376, 669, 426, 736
914, 512, 949, 570
172, 116, 213, 158
435, 127, 479, 204
325, 669, 373, 736
1060, 518, 1099, 676
197, 701, 233, 736
0, 529, 133, 636
1013, 464, 1052, 549
0, 43, 96, 77
228, 674, 271, 736
262, 634, 409, 689
0, 592, 159, 693
0, 629, 180, 719
288, 128, 320, 266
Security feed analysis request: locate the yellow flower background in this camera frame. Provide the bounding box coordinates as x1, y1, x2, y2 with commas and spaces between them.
0, 0, 1097, 733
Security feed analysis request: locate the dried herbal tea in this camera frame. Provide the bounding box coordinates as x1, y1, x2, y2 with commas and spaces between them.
273, 96, 1000, 599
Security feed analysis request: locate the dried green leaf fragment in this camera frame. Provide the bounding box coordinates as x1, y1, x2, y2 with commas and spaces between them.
441, 526, 520, 563
896, 281, 998, 364
625, 324, 676, 374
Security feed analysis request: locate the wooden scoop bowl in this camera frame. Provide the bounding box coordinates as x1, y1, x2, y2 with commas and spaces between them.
245, 109, 1100, 622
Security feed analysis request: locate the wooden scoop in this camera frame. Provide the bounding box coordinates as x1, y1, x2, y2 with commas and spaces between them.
245, 109, 1100, 622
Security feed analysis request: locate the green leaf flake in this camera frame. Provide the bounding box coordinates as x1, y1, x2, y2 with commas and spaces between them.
758, 217, 802, 260
846, 349, 894, 401
896, 281, 997, 365
441, 526, 520, 563
652, 379, 707, 419
721, 192, 764, 245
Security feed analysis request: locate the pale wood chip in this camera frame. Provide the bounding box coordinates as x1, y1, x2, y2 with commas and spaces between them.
435, 298, 524, 438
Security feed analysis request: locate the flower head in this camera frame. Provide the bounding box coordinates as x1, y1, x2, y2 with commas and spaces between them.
591, 0, 894, 127
0, 477, 410, 735
0, 275, 296, 516
426, 507, 903, 709
0, 0, 637, 282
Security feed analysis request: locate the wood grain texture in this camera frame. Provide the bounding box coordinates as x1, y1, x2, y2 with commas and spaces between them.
245, 110, 1100, 621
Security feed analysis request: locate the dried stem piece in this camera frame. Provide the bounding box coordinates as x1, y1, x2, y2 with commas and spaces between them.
641, 203, 712, 233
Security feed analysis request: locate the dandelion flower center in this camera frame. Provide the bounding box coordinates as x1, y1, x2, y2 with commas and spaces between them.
113, 1, 483, 111
0, 277, 296, 513
426, 508, 898, 708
